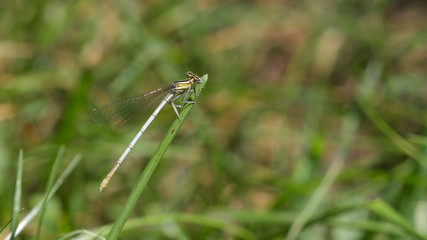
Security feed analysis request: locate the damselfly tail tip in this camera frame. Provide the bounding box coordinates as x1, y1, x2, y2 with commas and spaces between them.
99, 183, 107, 192
99, 178, 109, 192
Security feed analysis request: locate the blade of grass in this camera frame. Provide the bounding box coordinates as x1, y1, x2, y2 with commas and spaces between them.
36, 145, 66, 240
366, 199, 427, 240
357, 99, 427, 168
356, 60, 427, 168
326, 219, 409, 237
5, 154, 81, 240
10, 149, 24, 240
285, 114, 359, 240
0, 219, 12, 235
105, 74, 208, 240
196, 202, 365, 226
57, 229, 106, 240
408, 134, 427, 147
172, 213, 255, 240
75, 212, 255, 240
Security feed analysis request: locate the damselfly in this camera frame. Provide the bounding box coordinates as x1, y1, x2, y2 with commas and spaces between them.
89, 71, 203, 191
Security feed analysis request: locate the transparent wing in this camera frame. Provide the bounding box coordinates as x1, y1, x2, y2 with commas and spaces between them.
88, 87, 170, 131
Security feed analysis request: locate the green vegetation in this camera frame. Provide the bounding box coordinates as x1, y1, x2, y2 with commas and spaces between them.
1, 1, 426, 239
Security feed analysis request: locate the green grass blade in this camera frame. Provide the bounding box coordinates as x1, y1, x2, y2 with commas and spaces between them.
5, 154, 81, 240
357, 99, 427, 168
367, 199, 427, 240
326, 219, 410, 237
105, 74, 208, 240
10, 149, 24, 240
57, 229, 105, 240
0, 219, 12, 235
286, 114, 359, 240
35, 145, 66, 240
356, 60, 427, 168
173, 213, 255, 240
408, 134, 427, 147
74, 213, 255, 240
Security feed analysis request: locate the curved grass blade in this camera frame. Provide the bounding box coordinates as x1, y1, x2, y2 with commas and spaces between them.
286, 114, 359, 240
367, 199, 427, 240
57, 229, 105, 240
35, 146, 66, 240
10, 149, 24, 240
0, 219, 11, 235
5, 154, 81, 240
88, 213, 254, 240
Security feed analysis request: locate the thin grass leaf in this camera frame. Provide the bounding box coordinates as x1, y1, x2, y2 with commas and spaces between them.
10, 149, 24, 240
367, 199, 427, 240
212, 210, 297, 225
305, 201, 368, 227
408, 134, 427, 147
414, 201, 427, 236
285, 114, 359, 240
202, 202, 366, 226
174, 222, 191, 240
358, 99, 427, 167
57, 229, 105, 240
74, 212, 255, 240
357, 60, 427, 168
173, 213, 255, 240
326, 219, 409, 237
0, 219, 12, 235
105, 74, 208, 240
0, 210, 24, 235
36, 145, 65, 240
156, 218, 191, 240
5, 154, 81, 240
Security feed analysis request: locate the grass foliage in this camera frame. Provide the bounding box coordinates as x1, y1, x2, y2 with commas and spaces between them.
0, 0, 426, 239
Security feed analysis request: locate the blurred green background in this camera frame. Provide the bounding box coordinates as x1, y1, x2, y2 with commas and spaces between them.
1, 0, 427, 239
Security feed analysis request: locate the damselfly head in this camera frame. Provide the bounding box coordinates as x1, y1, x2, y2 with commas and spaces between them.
186, 71, 202, 83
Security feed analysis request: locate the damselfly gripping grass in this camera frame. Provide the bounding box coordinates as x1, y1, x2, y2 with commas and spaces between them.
89, 71, 203, 191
